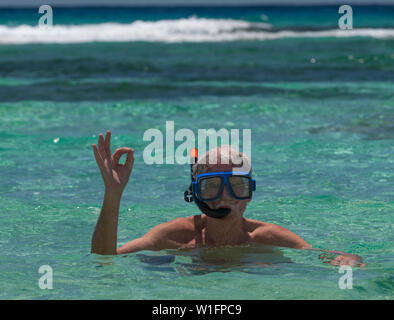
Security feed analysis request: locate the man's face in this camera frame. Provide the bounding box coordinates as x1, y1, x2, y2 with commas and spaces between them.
203, 163, 251, 218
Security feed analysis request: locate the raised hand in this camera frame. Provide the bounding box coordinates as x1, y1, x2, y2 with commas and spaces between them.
92, 130, 134, 196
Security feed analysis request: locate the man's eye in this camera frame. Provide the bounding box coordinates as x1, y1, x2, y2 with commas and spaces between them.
206, 182, 220, 188
201, 178, 221, 189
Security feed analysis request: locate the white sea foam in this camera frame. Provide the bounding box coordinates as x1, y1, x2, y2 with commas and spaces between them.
0, 17, 393, 44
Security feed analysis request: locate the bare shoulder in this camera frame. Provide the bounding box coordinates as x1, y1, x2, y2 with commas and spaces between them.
246, 219, 311, 249
143, 216, 197, 247
146, 216, 195, 234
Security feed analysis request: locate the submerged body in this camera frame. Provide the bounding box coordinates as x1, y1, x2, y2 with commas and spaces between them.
136, 243, 290, 275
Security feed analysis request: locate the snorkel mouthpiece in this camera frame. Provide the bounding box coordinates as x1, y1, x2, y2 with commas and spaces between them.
184, 148, 231, 219
194, 197, 231, 219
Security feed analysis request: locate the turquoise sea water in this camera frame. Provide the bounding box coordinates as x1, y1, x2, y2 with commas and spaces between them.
0, 6, 393, 299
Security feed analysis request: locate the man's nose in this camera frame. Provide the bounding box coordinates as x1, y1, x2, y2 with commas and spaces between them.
219, 183, 231, 199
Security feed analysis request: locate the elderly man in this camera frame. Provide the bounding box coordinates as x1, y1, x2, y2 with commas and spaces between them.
91, 131, 364, 267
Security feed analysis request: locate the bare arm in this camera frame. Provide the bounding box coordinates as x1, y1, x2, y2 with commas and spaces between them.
255, 224, 312, 250
117, 219, 187, 254
116, 237, 156, 255
259, 224, 365, 267
91, 130, 134, 255
91, 191, 122, 255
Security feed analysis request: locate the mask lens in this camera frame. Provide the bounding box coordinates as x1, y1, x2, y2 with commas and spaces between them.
199, 177, 222, 200
229, 176, 250, 198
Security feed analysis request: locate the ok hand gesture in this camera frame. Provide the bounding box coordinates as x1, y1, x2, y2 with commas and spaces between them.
92, 130, 134, 196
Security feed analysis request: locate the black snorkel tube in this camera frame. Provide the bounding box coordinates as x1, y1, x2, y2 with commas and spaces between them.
184, 148, 231, 219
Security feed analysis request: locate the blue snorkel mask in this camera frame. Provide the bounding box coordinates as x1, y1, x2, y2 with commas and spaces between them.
184, 149, 256, 219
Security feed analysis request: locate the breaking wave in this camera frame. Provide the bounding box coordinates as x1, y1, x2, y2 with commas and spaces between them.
1, 17, 393, 44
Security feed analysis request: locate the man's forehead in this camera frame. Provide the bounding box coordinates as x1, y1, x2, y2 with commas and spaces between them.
205, 163, 234, 172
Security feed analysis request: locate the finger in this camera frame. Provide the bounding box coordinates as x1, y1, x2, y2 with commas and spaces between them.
98, 133, 108, 159
104, 130, 111, 158
112, 147, 132, 166
92, 144, 104, 172
125, 149, 134, 169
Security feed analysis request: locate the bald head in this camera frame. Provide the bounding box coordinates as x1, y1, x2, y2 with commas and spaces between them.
192, 145, 252, 178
